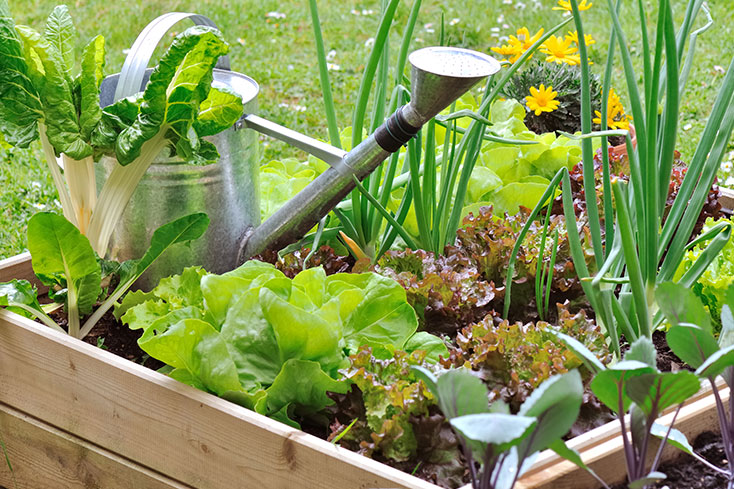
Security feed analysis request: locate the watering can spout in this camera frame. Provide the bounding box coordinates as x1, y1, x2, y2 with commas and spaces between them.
236, 47, 500, 264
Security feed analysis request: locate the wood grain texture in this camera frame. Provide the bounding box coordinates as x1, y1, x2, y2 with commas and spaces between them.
0, 310, 440, 489
515, 384, 729, 489
0, 402, 192, 489
719, 187, 734, 213
0, 253, 36, 285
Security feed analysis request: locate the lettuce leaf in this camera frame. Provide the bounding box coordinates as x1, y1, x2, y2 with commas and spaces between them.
122, 260, 436, 425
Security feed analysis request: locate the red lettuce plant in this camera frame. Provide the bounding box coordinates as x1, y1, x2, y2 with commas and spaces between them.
327, 347, 466, 488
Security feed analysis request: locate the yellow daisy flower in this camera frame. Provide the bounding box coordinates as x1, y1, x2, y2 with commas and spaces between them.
491, 27, 544, 63
491, 43, 524, 63
540, 35, 581, 65
526, 84, 560, 116
565, 30, 595, 46
553, 0, 593, 12
511, 27, 545, 51
593, 88, 632, 129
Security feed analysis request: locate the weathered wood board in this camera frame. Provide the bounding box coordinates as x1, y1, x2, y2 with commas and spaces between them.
0, 402, 192, 489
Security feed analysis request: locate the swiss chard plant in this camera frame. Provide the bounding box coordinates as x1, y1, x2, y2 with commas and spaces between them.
0, 2, 243, 256
413, 366, 588, 489
0, 212, 209, 339
118, 261, 446, 427
557, 332, 701, 488
657, 282, 734, 489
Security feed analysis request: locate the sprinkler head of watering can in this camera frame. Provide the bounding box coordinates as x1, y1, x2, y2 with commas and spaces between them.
237, 47, 501, 263
404, 46, 501, 126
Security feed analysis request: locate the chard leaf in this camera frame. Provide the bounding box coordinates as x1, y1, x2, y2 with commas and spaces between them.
0, 279, 44, 319
139, 318, 242, 396
91, 95, 140, 152
27, 212, 101, 316
193, 85, 243, 137
666, 323, 719, 369
115, 26, 231, 166
0, 0, 42, 146
15, 25, 89, 158
450, 413, 537, 451
43, 5, 75, 81
79, 34, 105, 140
518, 370, 583, 455
116, 213, 210, 290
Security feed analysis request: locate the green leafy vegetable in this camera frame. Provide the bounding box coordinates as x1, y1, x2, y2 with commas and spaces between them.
121, 261, 443, 425
0, 211, 209, 340
416, 365, 584, 489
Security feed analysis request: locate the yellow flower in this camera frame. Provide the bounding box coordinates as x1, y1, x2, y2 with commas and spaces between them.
553, 0, 593, 12
491, 27, 544, 63
565, 30, 595, 46
593, 88, 632, 129
526, 84, 560, 116
511, 27, 544, 51
540, 35, 581, 65
491, 43, 524, 63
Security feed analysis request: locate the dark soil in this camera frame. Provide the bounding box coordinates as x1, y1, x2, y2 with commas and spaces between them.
48, 306, 163, 370
609, 431, 731, 489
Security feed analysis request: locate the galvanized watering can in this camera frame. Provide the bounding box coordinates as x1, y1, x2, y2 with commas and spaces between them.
98, 13, 500, 289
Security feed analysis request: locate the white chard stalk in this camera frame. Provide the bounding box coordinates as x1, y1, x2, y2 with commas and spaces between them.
86, 130, 167, 255
38, 124, 78, 228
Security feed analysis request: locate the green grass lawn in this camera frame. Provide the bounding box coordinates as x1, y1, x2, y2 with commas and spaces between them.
2, 0, 733, 259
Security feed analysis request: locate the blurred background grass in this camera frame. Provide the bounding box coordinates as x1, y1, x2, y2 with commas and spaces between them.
2, 0, 733, 259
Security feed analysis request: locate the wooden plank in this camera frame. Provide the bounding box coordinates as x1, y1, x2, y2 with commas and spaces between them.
515, 385, 730, 489
0, 308, 440, 489
0, 402, 192, 489
720, 187, 734, 213
0, 253, 35, 285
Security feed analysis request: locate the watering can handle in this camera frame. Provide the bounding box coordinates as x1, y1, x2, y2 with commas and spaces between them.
114, 12, 231, 102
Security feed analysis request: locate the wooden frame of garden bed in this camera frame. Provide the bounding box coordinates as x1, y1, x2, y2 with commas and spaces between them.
0, 253, 727, 489
720, 187, 734, 213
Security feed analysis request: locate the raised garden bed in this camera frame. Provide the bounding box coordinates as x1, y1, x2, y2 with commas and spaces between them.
0, 253, 728, 489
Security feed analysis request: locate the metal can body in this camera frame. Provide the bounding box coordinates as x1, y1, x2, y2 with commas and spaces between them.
97, 69, 260, 289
